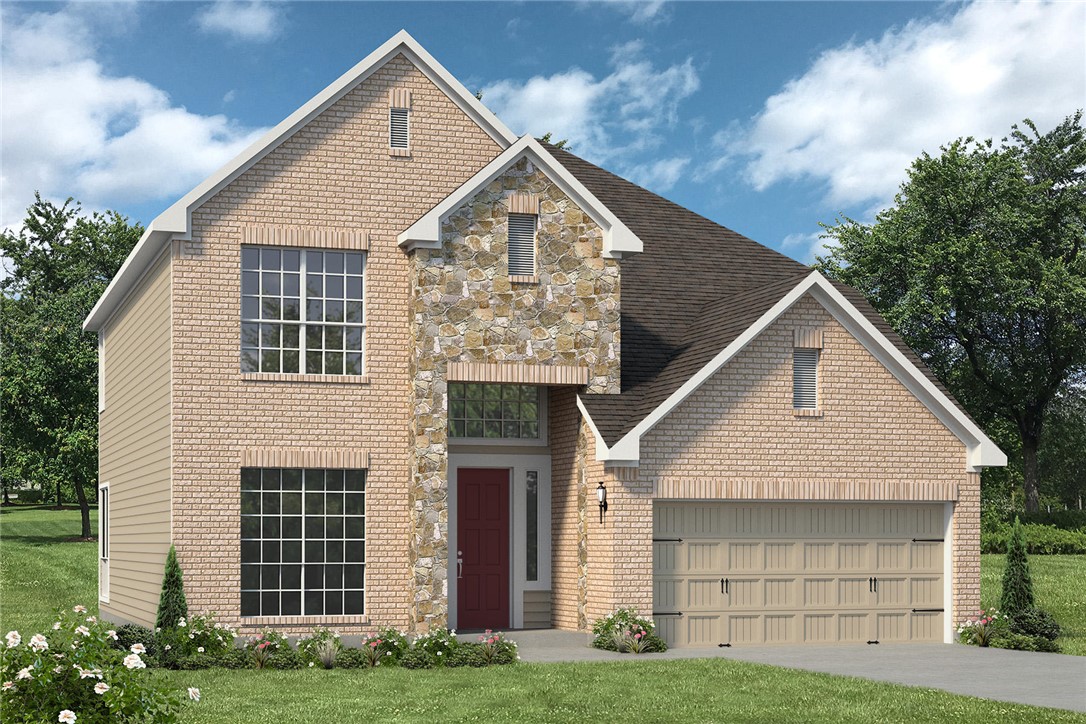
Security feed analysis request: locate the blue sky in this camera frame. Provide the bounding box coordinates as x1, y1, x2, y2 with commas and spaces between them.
2, 1, 1083, 263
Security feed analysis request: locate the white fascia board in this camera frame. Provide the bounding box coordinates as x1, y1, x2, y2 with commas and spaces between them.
399, 135, 643, 258
600, 270, 1006, 470
575, 394, 639, 464
84, 30, 516, 333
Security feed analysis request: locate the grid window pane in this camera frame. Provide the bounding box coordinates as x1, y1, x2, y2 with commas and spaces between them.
449, 384, 541, 439
241, 467, 366, 617
241, 245, 365, 375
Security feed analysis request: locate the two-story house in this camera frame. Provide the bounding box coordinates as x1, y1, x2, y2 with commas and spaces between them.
84, 31, 1004, 647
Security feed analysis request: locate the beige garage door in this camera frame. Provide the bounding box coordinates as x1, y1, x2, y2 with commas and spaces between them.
653, 502, 945, 647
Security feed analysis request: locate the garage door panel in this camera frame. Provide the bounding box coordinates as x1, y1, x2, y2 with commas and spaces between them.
653, 502, 946, 647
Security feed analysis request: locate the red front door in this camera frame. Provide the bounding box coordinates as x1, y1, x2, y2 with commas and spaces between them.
457, 468, 510, 630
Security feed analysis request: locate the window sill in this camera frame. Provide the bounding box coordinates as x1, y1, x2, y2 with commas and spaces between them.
389, 147, 411, 158
241, 615, 368, 626
509, 274, 538, 284
792, 408, 823, 418
241, 372, 369, 385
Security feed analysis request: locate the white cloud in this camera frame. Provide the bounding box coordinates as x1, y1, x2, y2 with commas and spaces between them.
480, 41, 698, 165
617, 1, 670, 25
195, 1, 282, 42
1, 4, 266, 229
724, 0, 1085, 209
780, 231, 835, 265
624, 157, 690, 193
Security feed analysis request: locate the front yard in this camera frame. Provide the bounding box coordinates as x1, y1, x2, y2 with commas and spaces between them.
3, 505, 1084, 723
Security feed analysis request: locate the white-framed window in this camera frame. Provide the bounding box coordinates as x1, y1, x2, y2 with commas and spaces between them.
241, 247, 365, 375
98, 483, 109, 602
448, 383, 546, 443
507, 213, 537, 276
793, 347, 820, 409
389, 107, 409, 150
525, 470, 539, 582
240, 467, 366, 617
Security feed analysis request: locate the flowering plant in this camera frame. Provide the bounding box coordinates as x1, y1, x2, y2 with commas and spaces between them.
245, 629, 288, 669
411, 628, 458, 666
297, 628, 341, 669
957, 607, 1007, 647
591, 608, 667, 653
157, 613, 236, 666
476, 630, 518, 665
1, 605, 193, 723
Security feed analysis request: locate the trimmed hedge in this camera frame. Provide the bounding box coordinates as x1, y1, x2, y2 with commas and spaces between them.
981, 522, 1086, 554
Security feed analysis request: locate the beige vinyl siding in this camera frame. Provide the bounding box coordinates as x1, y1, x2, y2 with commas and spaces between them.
99, 250, 171, 627
523, 590, 552, 629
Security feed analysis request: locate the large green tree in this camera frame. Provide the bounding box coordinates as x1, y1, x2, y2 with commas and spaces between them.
1, 195, 142, 536
818, 112, 1086, 512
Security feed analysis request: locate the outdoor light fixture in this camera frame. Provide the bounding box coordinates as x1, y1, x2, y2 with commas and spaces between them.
596, 482, 608, 524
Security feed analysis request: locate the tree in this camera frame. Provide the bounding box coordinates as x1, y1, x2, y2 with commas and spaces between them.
1000, 518, 1035, 616
0, 194, 142, 536
1039, 386, 1086, 509
156, 545, 189, 631
818, 113, 1086, 512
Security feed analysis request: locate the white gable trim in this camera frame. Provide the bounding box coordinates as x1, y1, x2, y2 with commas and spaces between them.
398, 135, 643, 259
85, 30, 516, 332
584, 271, 1006, 471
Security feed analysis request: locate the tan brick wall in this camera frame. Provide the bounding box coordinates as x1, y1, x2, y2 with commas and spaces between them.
953, 473, 982, 624
170, 53, 502, 635
549, 387, 585, 630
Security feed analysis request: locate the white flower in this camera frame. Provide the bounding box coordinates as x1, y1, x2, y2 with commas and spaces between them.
308, 661, 315, 667
15, 667, 32, 680
164, 645, 172, 651
105, 630, 118, 641
178, 619, 187, 627
122, 654, 145, 670
94, 682, 109, 695
5, 631, 20, 648
189, 633, 195, 639
155, 627, 161, 633
130, 643, 146, 654
53, 622, 62, 630
59, 710, 77, 723
2, 681, 13, 691
29, 634, 48, 652
54, 666, 63, 673
188, 687, 201, 702
216, 636, 223, 642
73, 605, 87, 614
197, 646, 204, 653
85, 616, 96, 623
75, 626, 90, 637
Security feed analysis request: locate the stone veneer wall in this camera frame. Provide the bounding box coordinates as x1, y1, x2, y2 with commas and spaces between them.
407, 157, 621, 631
170, 54, 503, 635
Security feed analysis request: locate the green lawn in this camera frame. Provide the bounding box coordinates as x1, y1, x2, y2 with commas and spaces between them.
3, 506, 1085, 723
0, 505, 98, 634
981, 553, 1086, 656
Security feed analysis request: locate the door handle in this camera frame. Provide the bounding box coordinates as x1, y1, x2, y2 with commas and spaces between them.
723, 578, 729, 595
874, 576, 878, 593
869, 577, 873, 593
457, 550, 463, 579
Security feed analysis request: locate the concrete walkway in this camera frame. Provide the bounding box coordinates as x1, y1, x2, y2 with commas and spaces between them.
505, 630, 1086, 713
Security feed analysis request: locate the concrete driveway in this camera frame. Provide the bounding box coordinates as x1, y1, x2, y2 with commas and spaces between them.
507, 630, 1086, 713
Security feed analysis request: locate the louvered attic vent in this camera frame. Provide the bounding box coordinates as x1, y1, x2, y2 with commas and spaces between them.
507, 213, 537, 276
793, 347, 819, 409
389, 107, 409, 150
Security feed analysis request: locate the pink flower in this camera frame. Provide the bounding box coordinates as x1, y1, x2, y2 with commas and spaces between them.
75, 626, 90, 637
29, 634, 49, 652
15, 667, 32, 681
94, 682, 109, 695
188, 687, 201, 702
370, 641, 378, 648
58, 710, 77, 723
73, 605, 87, 614
130, 643, 146, 654
2, 681, 14, 691
5, 631, 20, 648
122, 654, 145, 670
105, 630, 118, 641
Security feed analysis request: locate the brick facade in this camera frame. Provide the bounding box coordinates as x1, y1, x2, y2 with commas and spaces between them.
170, 54, 502, 635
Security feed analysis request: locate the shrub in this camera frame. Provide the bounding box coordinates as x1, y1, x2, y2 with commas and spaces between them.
981, 521, 1086, 554
446, 642, 488, 667
157, 613, 237, 669
245, 630, 288, 669
990, 632, 1061, 653
411, 628, 458, 667
215, 647, 252, 670
266, 648, 304, 670
1001, 518, 1035, 616
16, 489, 42, 504
1010, 607, 1061, 641
398, 647, 433, 670
333, 648, 369, 670
297, 628, 342, 669
956, 607, 1007, 647
370, 628, 410, 666
1, 605, 194, 723
592, 608, 667, 653
155, 546, 189, 633
475, 630, 518, 665
112, 624, 157, 658
173, 653, 217, 670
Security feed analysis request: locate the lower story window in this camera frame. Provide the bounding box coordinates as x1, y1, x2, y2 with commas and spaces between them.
241, 467, 366, 617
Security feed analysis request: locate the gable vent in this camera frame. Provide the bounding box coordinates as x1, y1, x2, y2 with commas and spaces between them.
793, 348, 819, 409
508, 213, 537, 276
390, 107, 409, 150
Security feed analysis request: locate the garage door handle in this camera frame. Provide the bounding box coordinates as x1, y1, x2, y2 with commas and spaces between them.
868, 577, 875, 593
721, 578, 729, 595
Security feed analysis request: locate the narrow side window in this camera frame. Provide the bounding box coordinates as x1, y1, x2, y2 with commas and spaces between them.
792, 347, 819, 409
389, 89, 411, 154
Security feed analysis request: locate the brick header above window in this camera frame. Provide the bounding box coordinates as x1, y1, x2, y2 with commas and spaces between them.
240, 448, 370, 469
447, 361, 588, 385
506, 192, 539, 215
241, 227, 369, 251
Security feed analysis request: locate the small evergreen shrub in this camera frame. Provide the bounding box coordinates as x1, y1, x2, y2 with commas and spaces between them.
990, 632, 1061, 653
112, 625, 157, 658
216, 647, 253, 670
155, 547, 189, 633
446, 642, 489, 667
266, 648, 304, 670
333, 648, 369, 669
173, 653, 217, 670
398, 647, 433, 669
1010, 607, 1061, 641
1000, 518, 1035, 616
592, 608, 667, 653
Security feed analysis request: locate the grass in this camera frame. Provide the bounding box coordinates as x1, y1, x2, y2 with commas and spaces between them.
981, 553, 1086, 656
0, 504, 98, 633
3, 506, 1085, 723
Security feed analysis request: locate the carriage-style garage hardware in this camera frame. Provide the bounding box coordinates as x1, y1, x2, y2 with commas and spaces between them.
652, 538, 683, 542
912, 608, 944, 613
912, 538, 944, 542
721, 578, 729, 594
717, 643, 732, 648
653, 611, 682, 617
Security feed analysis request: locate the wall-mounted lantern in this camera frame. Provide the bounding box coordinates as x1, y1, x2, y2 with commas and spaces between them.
596, 482, 608, 524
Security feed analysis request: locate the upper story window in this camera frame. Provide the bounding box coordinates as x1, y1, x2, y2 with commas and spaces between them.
449, 383, 542, 440
241, 246, 365, 376
389, 89, 411, 154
